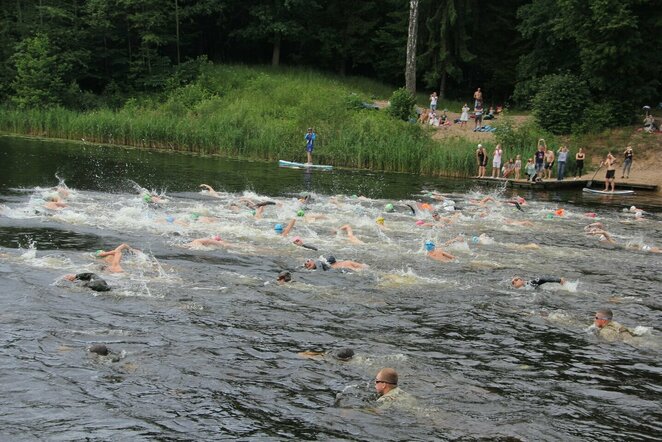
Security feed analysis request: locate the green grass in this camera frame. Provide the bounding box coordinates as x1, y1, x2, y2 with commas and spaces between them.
0, 64, 537, 177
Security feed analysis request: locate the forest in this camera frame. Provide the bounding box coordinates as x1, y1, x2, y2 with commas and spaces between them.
1, 0, 660, 134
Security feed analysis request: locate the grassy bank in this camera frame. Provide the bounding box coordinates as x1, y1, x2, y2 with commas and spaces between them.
0, 64, 551, 177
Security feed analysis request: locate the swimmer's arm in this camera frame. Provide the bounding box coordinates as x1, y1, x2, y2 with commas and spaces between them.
199, 184, 218, 195
530, 277, 563, 287
255, 206, 265, 219
281, 218, 296, 237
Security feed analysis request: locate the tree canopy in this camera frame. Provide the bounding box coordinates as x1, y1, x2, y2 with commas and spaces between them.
0, 0, 659, 131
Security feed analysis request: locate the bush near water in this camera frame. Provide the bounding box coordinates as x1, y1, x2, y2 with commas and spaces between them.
0, 64, 563, 177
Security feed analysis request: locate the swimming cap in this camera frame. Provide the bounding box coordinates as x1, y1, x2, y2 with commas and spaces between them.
471, 236, 479, 244
385, 203, 395, 212
326, 255, 337, 264
251, 209, 256, 216
297, 210, 305, 217
416, 220, 425, 226
143, 194, 152, 203
165, 215, 175, 223
94, 249, 103, 257
584, 212, 597, 218
278, 271, 292, 282
630, 206, 636, 211
292, 236, 302, 243
555, 208, 565, 216
212, 235, 221, 241
546, 213, 554, 219
424, 240, 435, 252
274, 223, 284, 233
634, 211, 643, 218
190, 212, 200, 220
376, 217, 385, 225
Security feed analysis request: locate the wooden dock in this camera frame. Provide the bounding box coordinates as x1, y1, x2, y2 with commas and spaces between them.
473, 177, 658, 191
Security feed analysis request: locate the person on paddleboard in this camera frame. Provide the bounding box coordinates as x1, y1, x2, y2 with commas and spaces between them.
305, 127, 316, 164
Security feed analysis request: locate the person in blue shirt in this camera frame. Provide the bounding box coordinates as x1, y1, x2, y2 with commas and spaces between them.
305, 128, 316, 164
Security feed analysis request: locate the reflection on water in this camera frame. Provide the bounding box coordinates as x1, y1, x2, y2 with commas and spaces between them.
0, 136, 661, 440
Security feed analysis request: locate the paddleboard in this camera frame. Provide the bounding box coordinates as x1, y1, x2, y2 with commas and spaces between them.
279, 160, 333, 171
582, 188, 634, 195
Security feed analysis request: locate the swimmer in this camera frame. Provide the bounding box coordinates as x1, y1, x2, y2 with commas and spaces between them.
142, 193, 166, 204
277, 271, 292, 284
63, 272, 111, 292
375, 368, 414, 407
594, 308, 634, 342
625, 243, 662, 253
298, 347, 355, 361
43, 193, 67, 210
375, 217, 388, 231
511, 276, 566, 289
585, 228, 616, 244
292, 236, 318, 251
304, 257, 367, 271
199, 184, 220, 198
185, 235, 232, 249
336, 224, 364, 244
425, 241, 455, 262
275, 218, 297, 237
94, 243, 137, 273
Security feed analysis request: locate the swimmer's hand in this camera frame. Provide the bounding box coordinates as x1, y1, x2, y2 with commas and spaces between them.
63, 274, 76, 281
560, 278, 566, 285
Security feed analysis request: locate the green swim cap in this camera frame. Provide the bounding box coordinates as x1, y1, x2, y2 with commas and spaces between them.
546, 213, 554, 219
385, 203, 395, 212
297, 209, 305, 217
95, 249, 103, 257
251, 209, 256, 216
143, 194, 152, 203
190, 212, 200, 220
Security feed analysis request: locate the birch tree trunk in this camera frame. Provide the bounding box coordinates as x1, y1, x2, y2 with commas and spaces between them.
405, 0, 419, 95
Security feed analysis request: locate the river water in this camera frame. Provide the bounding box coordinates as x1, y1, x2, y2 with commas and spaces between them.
1, 136, 660, 441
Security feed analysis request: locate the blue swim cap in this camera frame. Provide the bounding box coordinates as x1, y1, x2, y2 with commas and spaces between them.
274, 223, 284, 233
165, 215, 175, 223
425, 240, 435, 252
471, 236, 479, 244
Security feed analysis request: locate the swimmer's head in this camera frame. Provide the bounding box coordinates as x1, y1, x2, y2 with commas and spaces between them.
94, 249, 103, 257
376, 217, 385, 225
634, 211, 643, 219
297, 209, 305, 217
304, 258, 316, 269
277, 271, 292, 282
385, 203, 395, 213
292, 236, 302, 244
416, 220, 425, 226
629, 205, 637, 212
584, 212, 597, 218
333, 348, 355, 361
143, 194, 152, 203
431, 211, 440, 220
165, 215, 175, 223
471, 236, 479, 244
274, 223, 284, 233
212, 235, 221, 241
546, 213, 554, 219
251, 209, 256, 216
424, 240, 435, 252
511, 277, 525, 288
190, 212, 200, 220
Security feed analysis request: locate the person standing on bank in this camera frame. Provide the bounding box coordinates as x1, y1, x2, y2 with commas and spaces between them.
603, 152, 617, 192
575, 147, 585, 178
622, 145, 633, 179
557, 145, 568, 181
305, 128, 316, 165
429, 92, 438, 112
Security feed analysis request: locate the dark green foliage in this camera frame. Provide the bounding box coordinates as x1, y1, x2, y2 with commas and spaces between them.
387, 88, 415, 121
11, 34, 67, 108
532, 74, 589, 134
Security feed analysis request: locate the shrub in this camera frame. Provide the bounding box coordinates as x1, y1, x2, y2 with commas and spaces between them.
532, 74, 589, 134
387, 87, 415, 121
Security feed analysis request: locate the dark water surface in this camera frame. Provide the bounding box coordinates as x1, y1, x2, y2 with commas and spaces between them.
1, 136, 660, 440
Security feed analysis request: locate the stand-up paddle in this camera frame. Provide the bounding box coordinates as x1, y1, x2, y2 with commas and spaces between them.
586, 163, 602, 188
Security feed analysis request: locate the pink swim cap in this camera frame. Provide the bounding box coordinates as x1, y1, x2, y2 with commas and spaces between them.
416, 220, 425, 226
212, 235, 221, 241
584, 212, 597, 218
292, 236, 302, 243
